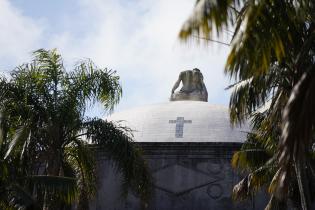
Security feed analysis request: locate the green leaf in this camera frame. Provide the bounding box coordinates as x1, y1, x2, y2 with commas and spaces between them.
4, 125, 30, 159
27, 175, 77, 204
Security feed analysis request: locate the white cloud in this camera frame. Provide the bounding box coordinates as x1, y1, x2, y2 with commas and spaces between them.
1, 0, 232, 115
54, 0, 232, 113
0, 0, 43, 70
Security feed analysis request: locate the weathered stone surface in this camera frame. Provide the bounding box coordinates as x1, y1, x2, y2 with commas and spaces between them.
170, 68, 208, 102
106, 101, 249, 143
90, 142, 268, 210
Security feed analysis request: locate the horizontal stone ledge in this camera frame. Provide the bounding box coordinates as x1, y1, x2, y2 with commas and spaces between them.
91, 142, 242, 159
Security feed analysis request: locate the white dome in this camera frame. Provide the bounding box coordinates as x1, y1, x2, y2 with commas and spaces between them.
107, 101, 248, 143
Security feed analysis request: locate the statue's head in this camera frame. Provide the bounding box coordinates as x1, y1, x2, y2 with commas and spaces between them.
192, 68, 203, 83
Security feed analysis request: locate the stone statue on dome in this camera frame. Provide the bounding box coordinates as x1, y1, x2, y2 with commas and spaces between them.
170, 68, 208, 102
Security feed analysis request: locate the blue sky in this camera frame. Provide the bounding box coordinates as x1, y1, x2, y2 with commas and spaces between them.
0, 0, 232, 116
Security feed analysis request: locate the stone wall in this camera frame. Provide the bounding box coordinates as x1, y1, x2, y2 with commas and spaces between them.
90, 142, 268, 210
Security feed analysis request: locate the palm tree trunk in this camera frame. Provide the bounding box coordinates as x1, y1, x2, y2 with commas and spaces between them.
43, 151, 61, 210
294, 158, 311, 210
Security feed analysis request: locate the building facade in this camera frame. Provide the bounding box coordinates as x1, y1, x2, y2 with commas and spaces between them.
90, 70, 268, 209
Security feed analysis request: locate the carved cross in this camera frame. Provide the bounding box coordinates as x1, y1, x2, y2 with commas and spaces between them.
169, 117, 192, 138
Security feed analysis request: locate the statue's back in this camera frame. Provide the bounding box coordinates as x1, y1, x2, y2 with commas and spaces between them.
171, 69, 208, 102
179, 70, 194, 92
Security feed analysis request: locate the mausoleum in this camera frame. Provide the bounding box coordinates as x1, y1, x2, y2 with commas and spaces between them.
90, 69, 267, 210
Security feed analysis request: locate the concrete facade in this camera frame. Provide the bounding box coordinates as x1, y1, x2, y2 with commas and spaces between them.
91, 100, 268, 209
90, 142, 268, 210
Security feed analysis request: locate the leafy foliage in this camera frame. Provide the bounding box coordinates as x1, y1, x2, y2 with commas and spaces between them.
0, 49, 152, 210
180, 0, 315, 209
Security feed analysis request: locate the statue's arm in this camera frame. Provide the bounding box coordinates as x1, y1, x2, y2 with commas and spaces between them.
199, 73, 208, 100
171, 74, 182, 93
202, 82, 207, 93
202, 82, 208, 100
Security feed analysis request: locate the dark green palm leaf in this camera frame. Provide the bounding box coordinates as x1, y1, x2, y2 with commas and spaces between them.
4, 125, 30, 159
27, 175, 77, 204
181, 0, 315, 208
0, 49, 144, 210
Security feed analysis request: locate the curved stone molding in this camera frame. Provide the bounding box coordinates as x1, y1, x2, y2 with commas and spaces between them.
207, 184, 224, 199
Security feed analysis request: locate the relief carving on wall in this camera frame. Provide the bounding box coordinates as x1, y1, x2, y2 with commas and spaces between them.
151, 159, 227, 200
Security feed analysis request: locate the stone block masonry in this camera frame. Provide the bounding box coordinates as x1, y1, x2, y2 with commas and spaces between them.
89, 142, 268, 210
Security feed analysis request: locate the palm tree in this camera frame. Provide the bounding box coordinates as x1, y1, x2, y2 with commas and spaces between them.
0, 49, 152, 210
0, 134, 77, 210
179, 0, 315, 209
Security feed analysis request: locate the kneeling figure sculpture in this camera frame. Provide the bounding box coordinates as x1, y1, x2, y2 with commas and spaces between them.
171, 68, 208, 102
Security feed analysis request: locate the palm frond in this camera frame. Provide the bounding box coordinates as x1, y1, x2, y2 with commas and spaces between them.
228, 74, 270, 124
27, 175, 77, 204
279, 65, 315, 171
278, 69, 315, 208
179, 0, 236, 40
66, 60, 122, 113
84, 118, 152, 204
180, 0, 315, 208
264, 195, 287, 210
8, 183, 38, 210
268, 168, 283, 197
232, 149, 270, 172
228, 64, 290, 125
232, 175, 249, 201
65, 140, 96, 199
233, 165, 274, 201
248, 114, 280, 154
0, 48, 129, 209
32, 48, 64, 77
4, 125, 30, 159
